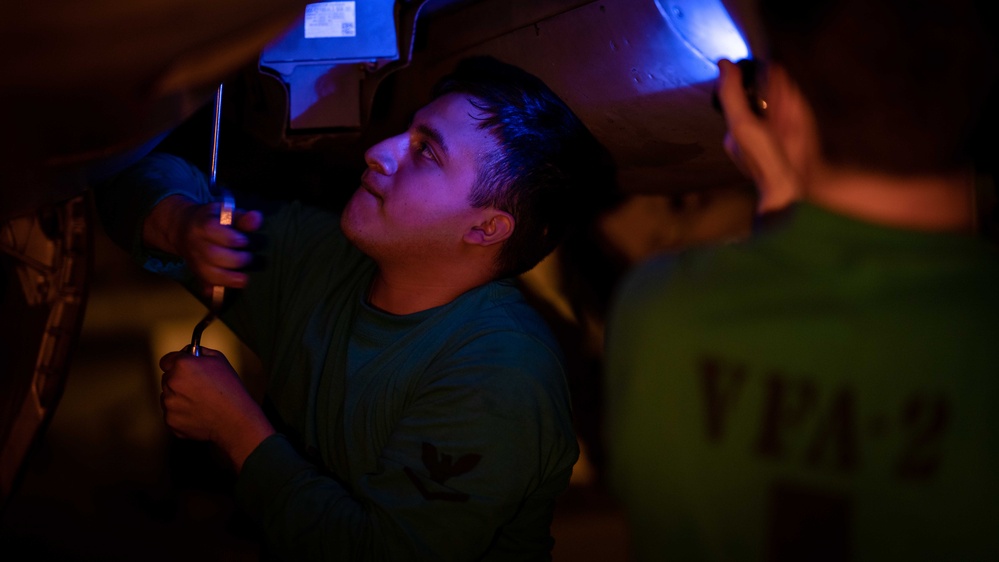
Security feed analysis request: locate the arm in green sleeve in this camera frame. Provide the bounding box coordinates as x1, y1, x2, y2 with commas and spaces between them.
94, 152, 217, 280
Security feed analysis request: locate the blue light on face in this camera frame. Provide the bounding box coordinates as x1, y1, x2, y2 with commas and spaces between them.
655, 0, 749, 65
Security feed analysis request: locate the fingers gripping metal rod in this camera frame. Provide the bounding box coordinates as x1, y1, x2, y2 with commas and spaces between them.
188, 192, 232, 355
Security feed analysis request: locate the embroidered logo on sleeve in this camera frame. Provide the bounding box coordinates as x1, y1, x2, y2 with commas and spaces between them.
404, 442, 482, 502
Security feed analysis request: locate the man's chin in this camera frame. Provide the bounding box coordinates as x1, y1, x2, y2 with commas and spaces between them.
340, 207, 372, 249
340, 210, 360, 241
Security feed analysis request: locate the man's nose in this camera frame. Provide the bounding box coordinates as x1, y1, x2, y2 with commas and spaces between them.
364, 133, 407, 175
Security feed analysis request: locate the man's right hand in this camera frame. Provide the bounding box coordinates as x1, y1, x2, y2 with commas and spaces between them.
143, 194, 263, 289
717, 59, 800, 214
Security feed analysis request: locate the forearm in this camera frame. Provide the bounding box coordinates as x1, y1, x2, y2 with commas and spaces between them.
141, 194, 197, 257
235, 435, 381, 559
223, 404, 277, 474
95, 151, 214, 267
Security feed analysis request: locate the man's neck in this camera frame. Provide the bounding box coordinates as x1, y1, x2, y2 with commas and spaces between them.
367, 267, 493, 316
804, 165, 977, 234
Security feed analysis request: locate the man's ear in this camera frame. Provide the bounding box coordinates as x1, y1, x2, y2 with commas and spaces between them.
464, 210, 514, 247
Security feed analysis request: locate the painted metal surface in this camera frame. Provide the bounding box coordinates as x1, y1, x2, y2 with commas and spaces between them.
0, 0, 311, 222
317, 0, 751, 195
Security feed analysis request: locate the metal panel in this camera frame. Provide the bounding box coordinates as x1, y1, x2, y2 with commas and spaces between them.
261, 0, 399, 71
377, 0, 753, 195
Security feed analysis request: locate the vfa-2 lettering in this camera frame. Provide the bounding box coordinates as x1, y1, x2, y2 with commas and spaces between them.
698, 356, 950, 479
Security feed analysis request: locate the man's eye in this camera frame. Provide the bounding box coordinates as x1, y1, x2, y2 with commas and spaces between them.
414, 141, 437, 163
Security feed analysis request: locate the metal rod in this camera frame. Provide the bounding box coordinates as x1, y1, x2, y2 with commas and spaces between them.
188, 313, 216, 357
188, 83, 228, 357
209, 83, 224, 189
187, 192, 233, 356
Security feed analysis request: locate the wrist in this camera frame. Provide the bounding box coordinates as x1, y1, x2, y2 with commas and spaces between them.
224, 413, 276, 474
143, 195, 197, 256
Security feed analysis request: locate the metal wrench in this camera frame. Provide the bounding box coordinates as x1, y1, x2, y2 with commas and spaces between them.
187, 83, 231, 357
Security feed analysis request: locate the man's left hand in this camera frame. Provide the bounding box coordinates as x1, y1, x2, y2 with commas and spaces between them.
159, 348, 276, 472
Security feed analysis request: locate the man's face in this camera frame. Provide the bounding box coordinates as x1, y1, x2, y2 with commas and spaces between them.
341, 93, 502, 267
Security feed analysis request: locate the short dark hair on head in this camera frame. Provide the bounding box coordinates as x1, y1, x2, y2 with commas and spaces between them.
759, 0, 997, 174
432, 55, 615, 279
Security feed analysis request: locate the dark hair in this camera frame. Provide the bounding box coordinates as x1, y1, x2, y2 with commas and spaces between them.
432, 56, 616, 279
758, 0, 997, 174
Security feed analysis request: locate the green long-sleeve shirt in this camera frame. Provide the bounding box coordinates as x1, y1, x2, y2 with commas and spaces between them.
97, 153, 579, 561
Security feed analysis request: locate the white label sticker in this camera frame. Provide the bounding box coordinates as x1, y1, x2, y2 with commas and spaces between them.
304, 2, 357, 38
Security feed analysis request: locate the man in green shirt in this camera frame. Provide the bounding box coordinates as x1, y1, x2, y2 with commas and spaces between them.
98, 56, 612, 561
605, 0, 998, 559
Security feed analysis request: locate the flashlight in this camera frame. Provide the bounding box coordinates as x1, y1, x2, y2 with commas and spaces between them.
712, 58, 765, 117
